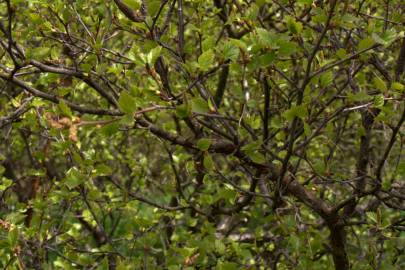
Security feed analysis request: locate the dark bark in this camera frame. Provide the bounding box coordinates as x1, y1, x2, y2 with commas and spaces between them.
344, 110, 374, 216
328, 223, 350, 270
262, 76, 271, 143
214, 65, 229, 108
113, 0, 145, 22
395, 37, 405, 81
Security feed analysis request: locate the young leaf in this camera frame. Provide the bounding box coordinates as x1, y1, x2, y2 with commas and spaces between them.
118, 91, 137, 114
286, 17, 303, 34
8, 227, 18, 247
123, 0, 141, 10
392, 82, 404, 92
336, 48, 347, 59
372, 29, 397, 46
256, 28, 277, 48
31, 47, 51, 59
283, 105, 308, 121
202, 37, 215, 52
373, 94, 384, 108
64, 167, 84, 189
176, 103, 191, 118
58, 100, 73, 118
222, 41, 239, 61
197, 138, 211, 151
357, 37, 375, 51
257, 52, 276, 68
147, 46, 162, 65
247, 152, 266, 164
373, 76, 387, 92
94, 164, 113, 176
191, 98, 209, 114
278, 40, 298, 57
198, 49, 215, 71
203, 154, 214, 171
101, 122, 120, 136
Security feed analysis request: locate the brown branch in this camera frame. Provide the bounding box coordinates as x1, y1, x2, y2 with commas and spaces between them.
113, 0, 145, 22
375, 107, 405, 182
0, 71, 121, 116
262, 75, 271, 143
395, 37, 405, 81
0, 96, 33, 128
213, 0, 249, 39
177, 0, 185, 59
328, 224, 350, 270
214, 65, 229, 108
309, 44, 380, 80
281, 176, 332, 220
343, 112, 376, 217
109, 176, 190, 211
30, 60, 118, 107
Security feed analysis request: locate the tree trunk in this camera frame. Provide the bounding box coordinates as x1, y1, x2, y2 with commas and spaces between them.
329, 223, 350, 270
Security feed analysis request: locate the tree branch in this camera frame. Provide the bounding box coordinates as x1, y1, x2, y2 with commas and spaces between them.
113, 0, 145, 22
214, 65, 229, 108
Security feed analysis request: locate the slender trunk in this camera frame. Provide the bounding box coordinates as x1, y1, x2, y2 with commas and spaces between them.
329, 223, 350, 270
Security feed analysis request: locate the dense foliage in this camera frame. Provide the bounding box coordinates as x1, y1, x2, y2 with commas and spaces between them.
0, 0, 404, 269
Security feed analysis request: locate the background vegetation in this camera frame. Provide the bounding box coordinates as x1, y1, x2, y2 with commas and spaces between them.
0, 0, 404, 269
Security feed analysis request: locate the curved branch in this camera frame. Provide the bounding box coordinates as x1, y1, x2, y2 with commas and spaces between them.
0, 71, 121, 116
114, 0, 145, 22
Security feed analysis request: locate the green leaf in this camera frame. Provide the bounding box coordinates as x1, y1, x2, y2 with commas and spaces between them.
118, 91, 137, 114
80, 63, 92, 73
222, 41, 239, 61
229, 38, 247, 52
176, 103, 191, 118
366, 212, 377, 224
119, 114, 134, 126
202, 37, 215, 52
31, 47, 51, 59
147, 0, 161, 16
372, 29, 397, 46
373, 76, 387, 92
241, 141, 266, 164
256, 28, 278, 48
304, 122, 311, 136
249, 52, 276, 69
336, 48, 347, 59
8, 227, 18, 247
198, 49, 215, 71
58, 100, 73, 118
283, 105, 308, 121
320, 71, 333, 87
241, 141, 261, 152
298, 0, 313, 5
101, 122, 120, 136
94, 164, 112, 176
247, 152, 266, 164
347, 92, 372, 102
147, 46, 162, 65
191, 98, 209, 114
392, 82, 404, 92
373, 94, 384, 108
214, 240, 226, 255
217, 261, 238, 270
277, 40, 298, 57
257, 52, 276, 68
203, 154, 214, 171
286, 17, 303, 34
197, 138, 211, 151
64, 167, 84, 189
357, 37, 375, 51
122, 0, 141, 10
